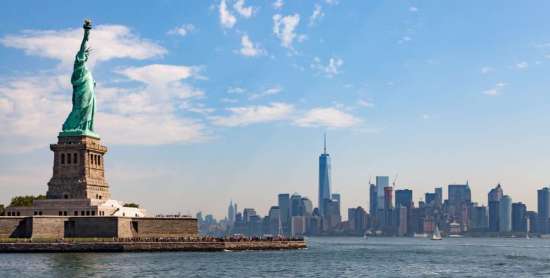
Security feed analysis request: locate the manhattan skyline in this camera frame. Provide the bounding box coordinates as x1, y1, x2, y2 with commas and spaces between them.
1, 1, 550, 219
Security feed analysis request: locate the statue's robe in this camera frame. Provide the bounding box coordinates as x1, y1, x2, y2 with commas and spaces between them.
62, 47, 96, 133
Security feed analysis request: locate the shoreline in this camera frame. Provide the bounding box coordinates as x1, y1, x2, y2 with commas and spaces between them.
0, 239, 306, 253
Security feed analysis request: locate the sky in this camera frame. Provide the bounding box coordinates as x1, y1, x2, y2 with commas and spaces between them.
1, 1, 550, 220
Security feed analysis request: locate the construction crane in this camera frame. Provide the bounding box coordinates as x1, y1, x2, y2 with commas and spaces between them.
392, 174, 399, 187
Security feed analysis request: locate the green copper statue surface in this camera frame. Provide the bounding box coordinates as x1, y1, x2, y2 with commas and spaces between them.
59, 19, 99, 138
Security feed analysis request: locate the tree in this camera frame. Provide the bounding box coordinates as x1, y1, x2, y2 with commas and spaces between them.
0, 204, 4, 216
9, 195, 46, 207
123, 203, 139, 208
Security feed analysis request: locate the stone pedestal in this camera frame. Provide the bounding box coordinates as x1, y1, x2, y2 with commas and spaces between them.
47, 135, 110, 200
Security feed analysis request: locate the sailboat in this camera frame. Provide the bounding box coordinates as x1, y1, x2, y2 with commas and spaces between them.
431, 225, 442, 240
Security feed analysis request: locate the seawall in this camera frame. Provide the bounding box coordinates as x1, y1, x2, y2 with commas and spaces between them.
0, 240, 306, 253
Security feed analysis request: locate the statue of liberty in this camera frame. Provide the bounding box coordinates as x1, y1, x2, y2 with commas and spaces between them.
60, 19, 99, 138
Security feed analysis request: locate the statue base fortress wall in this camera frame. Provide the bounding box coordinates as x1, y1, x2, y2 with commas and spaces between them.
2, 135, 198, 240
0, 216, 197, 239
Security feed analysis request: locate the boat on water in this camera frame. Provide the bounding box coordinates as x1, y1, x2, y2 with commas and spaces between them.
431, 225, 442, 240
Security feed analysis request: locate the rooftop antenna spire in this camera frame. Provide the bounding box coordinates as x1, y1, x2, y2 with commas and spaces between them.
324, 132, 327, 154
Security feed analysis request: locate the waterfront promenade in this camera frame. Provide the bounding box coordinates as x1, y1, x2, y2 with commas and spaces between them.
0, 237, 306, 252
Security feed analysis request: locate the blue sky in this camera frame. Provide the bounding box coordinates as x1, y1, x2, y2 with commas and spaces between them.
1, 1, 550, 219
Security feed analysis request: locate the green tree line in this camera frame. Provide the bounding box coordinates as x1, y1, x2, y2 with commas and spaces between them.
9, 195, 46, 207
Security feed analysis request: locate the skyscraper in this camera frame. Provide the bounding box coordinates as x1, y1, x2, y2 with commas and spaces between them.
434, 187, 443, 206
318, 134, 332, 216
448, 183, 472, 206
488, 184, 503, 232
331, 193, 341, 205
376, 176, 389, 210
397, 206, 408, 236
448, 183, 472, 230
512, 202, 527, 233
425, 193, 436, 206
395, 189, 413, 208
267, 206, 282, 235
301, 197, 313, 216
499, 195, 512, 233
369, 183, 377, 216
330, 193, 341, 222
227, 200, 236, 225
384, 187, 394, 210
242, 208, 257, 223
290, 193, 303, 216
278, 193, 290, 235
538, 187, 550, 234
471, 205, 488, 231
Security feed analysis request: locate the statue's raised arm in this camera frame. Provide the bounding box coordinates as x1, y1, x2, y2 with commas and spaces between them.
75, 19, 92, 64
60, 19, 99, 138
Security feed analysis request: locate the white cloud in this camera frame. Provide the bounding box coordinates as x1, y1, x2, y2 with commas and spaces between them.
311, 57, 344, 78
219, 0, 237, 29
273, 0, 284, 9
221, 98, 239, 103
211, 102, 294, 127
90, 64, 209, 144
482, 89, 499, 96
249, 86, 282, 100
167, 24, 195, 37
481, 66, 493, 74
0, 75, 70, 153
117, 64, 196, 87
409, 6, 418, 12
273, 14, 301, 49
325, 0, 339, 5
534, 42, 550, 48
358, 99, 374, 108
516, 61, 528, 69
398, 36, 412, 44
233, 0, 255, 18
111, 64, 205, 115
309, 4, 324, 26
238, 35, 266, 57
227, 86, 246, 94
97, 113, 206, 145
0, 25, 166, 68
295, 107, 361, 128
482, 82, 506, 96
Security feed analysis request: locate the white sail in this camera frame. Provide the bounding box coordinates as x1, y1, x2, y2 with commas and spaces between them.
431, 225, 442, 240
